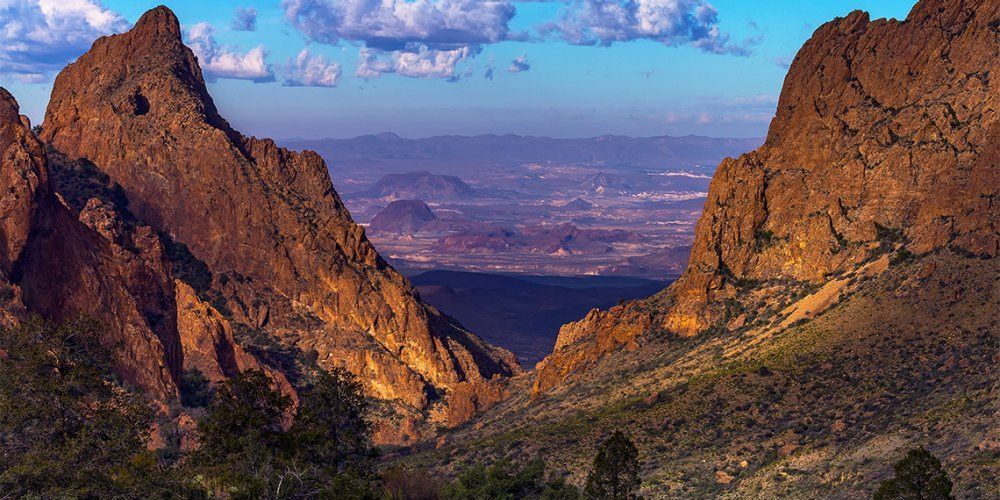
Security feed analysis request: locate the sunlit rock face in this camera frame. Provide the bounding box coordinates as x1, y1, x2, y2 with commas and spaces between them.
41, 6, 519, 419
534, 0, 999, 397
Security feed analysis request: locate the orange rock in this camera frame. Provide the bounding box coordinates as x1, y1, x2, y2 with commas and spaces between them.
40, 6, 519, 420
531, 0, 999, 397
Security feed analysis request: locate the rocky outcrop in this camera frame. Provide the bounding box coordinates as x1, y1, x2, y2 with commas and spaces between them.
41, 7, 519, 414
1, 88, 180, 400
534, 0, 998, 396
175, 280, 296, 402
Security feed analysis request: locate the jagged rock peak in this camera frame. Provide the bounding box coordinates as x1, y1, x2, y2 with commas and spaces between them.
42, 5, 520, 427
0, 88, 19, 121
132, 5, 182, 39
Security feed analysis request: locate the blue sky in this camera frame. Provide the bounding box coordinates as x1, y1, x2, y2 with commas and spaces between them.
1, 0, 916, 139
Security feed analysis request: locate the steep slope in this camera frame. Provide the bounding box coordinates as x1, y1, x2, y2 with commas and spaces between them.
2, 88, 184, 400
410, 253, 999, 498
534, 0, 998, 395
41, 7, 518, 418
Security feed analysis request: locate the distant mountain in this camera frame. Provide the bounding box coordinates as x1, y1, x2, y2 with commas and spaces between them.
599, 246, 691, 278
368, 200, 437, 234
585, 172, 631, 196
354, 171, 476, 202
559, 198, 593, 211
284, 134, 763, 182
433, 223, 642, 256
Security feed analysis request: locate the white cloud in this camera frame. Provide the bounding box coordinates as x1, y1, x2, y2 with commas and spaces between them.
357, 46, 473, 79
283, 49, 342, 87
544, 0, 751, 55
186, 22, 274, 83
283, 0, 515, 80
282, 0, 517, 50
0, 0, 129, 80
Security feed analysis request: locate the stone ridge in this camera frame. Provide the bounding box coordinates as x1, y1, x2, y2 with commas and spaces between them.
41, 6, 520, 414
533, 0, 999, 396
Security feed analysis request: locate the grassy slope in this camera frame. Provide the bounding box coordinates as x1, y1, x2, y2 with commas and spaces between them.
397, 252, 999, 498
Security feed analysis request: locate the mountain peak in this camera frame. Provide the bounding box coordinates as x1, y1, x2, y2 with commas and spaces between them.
132, 5, 182, 40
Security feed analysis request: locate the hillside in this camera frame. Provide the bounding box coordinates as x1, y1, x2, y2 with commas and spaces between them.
399, 0, 1000, 496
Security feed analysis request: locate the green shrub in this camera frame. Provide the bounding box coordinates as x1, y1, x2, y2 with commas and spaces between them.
873, 447, 954, 500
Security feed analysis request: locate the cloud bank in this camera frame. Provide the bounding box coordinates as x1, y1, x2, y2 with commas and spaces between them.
284, 49, 342, 87
357, 46, 474, 79
282, 0, 518, 79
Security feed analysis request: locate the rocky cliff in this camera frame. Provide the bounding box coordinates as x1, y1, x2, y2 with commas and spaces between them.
534, 0, 998, 396
40, 7, 518, 419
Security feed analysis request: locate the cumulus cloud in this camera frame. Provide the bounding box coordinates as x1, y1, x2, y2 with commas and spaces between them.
282, 0, 517, 50
356, 46, 473, 79
508, 54, 530, 73
232, 6, 258, 31
283, 49, 342, 87
543, 0, 750, 55
187, 22, 274, 83
0, 0, 129, 80
282, 0, 518, 80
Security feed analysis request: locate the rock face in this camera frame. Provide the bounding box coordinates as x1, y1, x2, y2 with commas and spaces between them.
534, 0, 998, 396
1, 88, 179, 400
42, 7, 519, 413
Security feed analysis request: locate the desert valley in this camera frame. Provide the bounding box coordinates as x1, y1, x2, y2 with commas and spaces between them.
0, 0, 996, 498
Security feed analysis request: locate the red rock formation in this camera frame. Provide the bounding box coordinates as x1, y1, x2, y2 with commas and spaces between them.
1, 88, 180, 399
534, 0, 998, 397
42, 6, 519, 413
175, 280, 296, 402
1, 87, 299, 406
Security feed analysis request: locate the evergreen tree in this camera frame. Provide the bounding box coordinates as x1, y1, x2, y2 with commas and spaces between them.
873, 447, 954, 500
192, 367, 375, 498
584, 431, 641, 499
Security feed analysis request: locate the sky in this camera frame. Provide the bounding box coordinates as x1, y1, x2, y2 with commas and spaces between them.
1, 0, 917, 140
